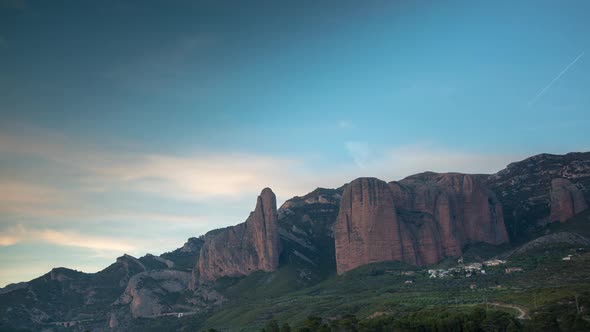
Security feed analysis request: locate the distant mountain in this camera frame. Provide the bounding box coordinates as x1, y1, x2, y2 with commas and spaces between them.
487, 152, 590, 243
1, 152, 589, 331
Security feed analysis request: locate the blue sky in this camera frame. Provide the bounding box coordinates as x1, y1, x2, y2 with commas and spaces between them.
0, 0, 589, 286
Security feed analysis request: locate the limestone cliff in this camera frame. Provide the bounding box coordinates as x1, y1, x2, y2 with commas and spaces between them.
334, 178, 404, 274
550, 178, 588, 222
335, 174, 508, 274
194, 188, 280, 285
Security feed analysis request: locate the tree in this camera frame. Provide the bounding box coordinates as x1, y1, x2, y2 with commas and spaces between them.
265, 320, 280, 332
280, 322, 292, 332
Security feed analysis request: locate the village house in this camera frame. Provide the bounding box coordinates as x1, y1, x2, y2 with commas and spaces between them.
464, 262, 483, 271
483, 259, 506, 266
505, 267, 524, 274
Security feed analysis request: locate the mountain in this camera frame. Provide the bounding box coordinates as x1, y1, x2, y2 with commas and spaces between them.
487, 152, 590, 242
334, 174, 508, 274
1, 152, 589, 331
194, 188, 280, 285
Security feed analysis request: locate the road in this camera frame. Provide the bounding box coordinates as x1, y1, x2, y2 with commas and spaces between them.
145, 311, 199, 319
489, 302, 529, 320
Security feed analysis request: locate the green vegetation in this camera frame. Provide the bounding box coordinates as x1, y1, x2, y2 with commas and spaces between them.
259, 308, 523, 332
198, 239, 590, 331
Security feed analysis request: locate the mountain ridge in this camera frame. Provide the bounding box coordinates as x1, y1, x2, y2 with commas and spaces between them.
1, 151, 589, 331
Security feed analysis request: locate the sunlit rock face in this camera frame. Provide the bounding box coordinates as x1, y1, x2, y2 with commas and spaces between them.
193, 188, 280, 286
335, 174, 508, 274
550, 178, 588, 222
334, 178, 404, 275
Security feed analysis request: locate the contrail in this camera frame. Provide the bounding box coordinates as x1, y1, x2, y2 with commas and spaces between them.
528, 51, 585, 106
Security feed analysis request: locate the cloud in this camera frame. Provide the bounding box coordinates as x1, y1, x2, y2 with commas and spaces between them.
0, 125, 523, 209
88, 153, 307, 201
0, 181, 62, 206
0, 225, 136, 252
0, 126, 313, 203
345, 141, 370, 169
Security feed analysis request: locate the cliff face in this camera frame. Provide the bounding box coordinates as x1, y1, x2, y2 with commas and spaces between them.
335, 174, 508, 274
115, 270, 192, 318
278, 187, 342, 281
550, 178, 588, 222
194, 188, 280, 285
394, 173, 508, 246
334, 178, 404, 274
488, 152, 590, 242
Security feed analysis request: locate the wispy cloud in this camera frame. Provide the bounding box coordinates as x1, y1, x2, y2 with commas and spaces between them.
528, 51, 585, 106
0, 126, 311, 203
345, 141, 371, 169
88, 153, 306, 201
0, 224, 136, 252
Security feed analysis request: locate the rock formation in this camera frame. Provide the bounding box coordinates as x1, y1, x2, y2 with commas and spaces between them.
550, 178, 588, 222
488, 152, 590, 241
335, 174, 509, 274
194, 188, 280, 284
393, 172, 508, 248
278, 187, 343, 281
334, 178, 404, 274
116, 270, 192, 318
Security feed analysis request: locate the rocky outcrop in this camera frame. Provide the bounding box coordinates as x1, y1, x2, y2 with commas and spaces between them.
488, 152, 590, 242
179, 237, 204, 253
510, 232, 590, 256
194, 188, 280, 285
393, 172, 508, 247
550, 178, 588, 222
334, 178, 404, 274
160, 237, 204, 271
278, 187, 342, 281
115, 270, 192, 318
335, 174, 508, 274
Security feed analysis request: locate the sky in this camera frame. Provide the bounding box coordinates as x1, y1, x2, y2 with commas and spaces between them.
0, 0, 589, 287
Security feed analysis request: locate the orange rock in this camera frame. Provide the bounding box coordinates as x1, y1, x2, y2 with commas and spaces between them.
193, 188, 279, 285
335, 174, 509, 274
550, 178, 588, 222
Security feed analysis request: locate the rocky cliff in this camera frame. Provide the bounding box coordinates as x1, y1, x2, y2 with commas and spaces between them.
549, 178, 588, 222
278, 187, 342, 281
335, 174, 509, 274
334, 178, 405, 274
488, 152, 590, 242
194, 188, 280, 285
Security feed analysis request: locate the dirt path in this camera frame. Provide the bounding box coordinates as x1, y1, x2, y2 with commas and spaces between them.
489, 302, 529, 320
146, 311, 199, 319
